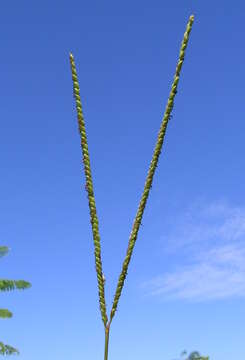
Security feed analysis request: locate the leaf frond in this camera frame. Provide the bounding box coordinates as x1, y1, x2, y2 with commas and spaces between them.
0, 342, 19, 355
0, 247, 10, 258
0, 280, 31, 291
0, 309, 13, 318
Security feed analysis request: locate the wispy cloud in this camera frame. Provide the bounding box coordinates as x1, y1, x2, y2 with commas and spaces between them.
140, 197, 245, 302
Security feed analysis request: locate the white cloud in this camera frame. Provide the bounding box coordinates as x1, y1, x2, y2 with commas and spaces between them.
140, 198, 245, 302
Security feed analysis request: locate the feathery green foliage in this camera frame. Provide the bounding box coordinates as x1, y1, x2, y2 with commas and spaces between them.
0, 246, 31, 356
69, 14, 195, 360
0, 343, 20, 356
0, 247, 9, 258
177, 349, 209, 360
0, 309, 12, 318
186, 351, 209, 360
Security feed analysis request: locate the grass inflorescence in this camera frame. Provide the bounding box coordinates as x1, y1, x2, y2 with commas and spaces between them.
69, 14, 195, 360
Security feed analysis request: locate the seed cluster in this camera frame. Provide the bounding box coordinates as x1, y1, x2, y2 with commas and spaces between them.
69, 14, 195, 334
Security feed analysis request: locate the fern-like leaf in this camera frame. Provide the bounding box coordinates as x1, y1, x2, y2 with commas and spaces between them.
0, 309, 13, 318
0, 280, 31, 291
0, 247, 9, 258
0, 342, 19, 355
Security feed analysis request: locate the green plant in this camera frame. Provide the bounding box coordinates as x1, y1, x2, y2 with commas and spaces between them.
0, 246, 31, 355
177, 350, 209, 360
186, 351, 209, 360
69, 14, 195, 360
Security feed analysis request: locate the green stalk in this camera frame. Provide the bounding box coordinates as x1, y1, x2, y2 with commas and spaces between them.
104, 325, 110, 360
69, 13, 195, 360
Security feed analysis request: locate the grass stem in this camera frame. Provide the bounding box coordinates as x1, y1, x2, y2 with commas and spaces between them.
104, 325, 110, 360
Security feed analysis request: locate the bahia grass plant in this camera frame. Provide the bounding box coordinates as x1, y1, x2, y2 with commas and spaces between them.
69, 14, 195, 360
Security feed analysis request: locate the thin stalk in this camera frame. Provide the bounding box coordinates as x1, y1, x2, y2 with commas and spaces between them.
104, 325, 110, 360
69, 13, 195, 360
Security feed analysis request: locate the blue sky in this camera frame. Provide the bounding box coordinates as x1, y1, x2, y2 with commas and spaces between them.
0, 1, 244, 360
